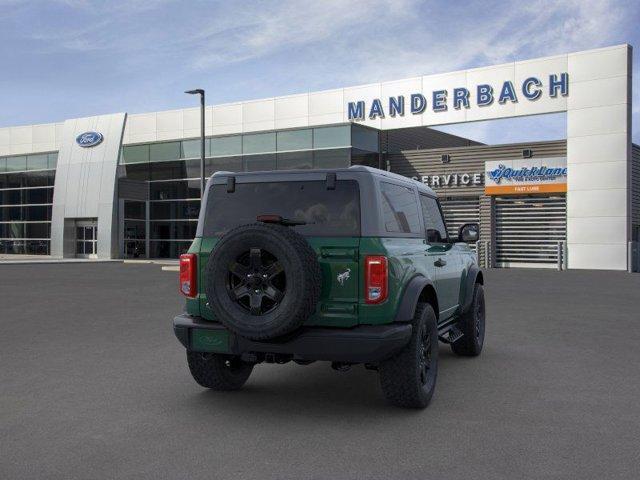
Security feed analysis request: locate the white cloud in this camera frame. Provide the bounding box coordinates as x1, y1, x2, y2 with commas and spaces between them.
189, 0, 417, 70
3, 0, 638, 141
21, 0, 634, 80
331, 0, 630, 84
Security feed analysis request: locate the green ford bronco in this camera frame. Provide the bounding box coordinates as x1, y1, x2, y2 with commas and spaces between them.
173, 166, 485, 408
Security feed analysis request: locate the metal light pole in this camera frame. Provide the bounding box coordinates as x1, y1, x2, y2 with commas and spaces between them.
185, 89, 205, 198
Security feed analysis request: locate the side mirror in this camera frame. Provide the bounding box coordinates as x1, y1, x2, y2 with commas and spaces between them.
458, 223, 479, 243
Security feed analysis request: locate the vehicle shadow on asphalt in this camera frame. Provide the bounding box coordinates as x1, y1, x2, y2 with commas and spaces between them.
177, 349, 464, 419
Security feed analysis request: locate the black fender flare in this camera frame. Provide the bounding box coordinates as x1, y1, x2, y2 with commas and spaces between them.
459, 264, 483, 314
393, 275, 435, 323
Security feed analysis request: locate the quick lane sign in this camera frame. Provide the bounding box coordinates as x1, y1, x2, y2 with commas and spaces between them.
485, 157, 567, 195
348, 73, 569, 120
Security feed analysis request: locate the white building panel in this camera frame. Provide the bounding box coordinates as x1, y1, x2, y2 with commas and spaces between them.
308, 112, 344, 127
308, 89, 344, 126
567, 76, 629, 110
32, 123, 58, 152
10, 125, 32, 145
275, 94, 308, 120
567, 132, 629, 164
32, 142, 56, 153
32, 124, 56, 144
243, 99, 275, 123
0, 128, 10, 156
127, 113, 156, 135
567, 216, 627, 244
126, 113, 158, 144
275, 116, 308, 130
568, 244, 628, 271
567, 103, 628, 138
212, 103, 241, 135
182, 106, 214, 138
54, 123, 64, 147
9, 144, 32, 155
567, 189, 627, 218
127, 132, 156, 144
0, 127, 9, 145
156, 110, 183, 134
242, 99, 275, 132
567, 161, 627, 191
309, 89, 343, 116
565, 44, 631, 270
568, 45, 630, 82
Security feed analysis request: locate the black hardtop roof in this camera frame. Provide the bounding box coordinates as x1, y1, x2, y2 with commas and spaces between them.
210, 165, 436, 196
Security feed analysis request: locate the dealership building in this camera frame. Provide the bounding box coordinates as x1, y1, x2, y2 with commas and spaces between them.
0, 44, 638, 271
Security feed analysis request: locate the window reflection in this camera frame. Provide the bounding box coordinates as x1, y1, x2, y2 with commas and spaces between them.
0, 163, 55, 255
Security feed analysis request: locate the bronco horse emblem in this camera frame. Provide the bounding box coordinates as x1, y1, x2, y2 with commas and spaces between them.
337, 268, 351, 286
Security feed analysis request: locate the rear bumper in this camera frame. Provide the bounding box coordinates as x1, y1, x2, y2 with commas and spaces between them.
173, 314, 412, 364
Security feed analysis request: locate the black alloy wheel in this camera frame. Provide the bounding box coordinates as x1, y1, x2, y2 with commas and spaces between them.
418, 327, 432, 385
227, 247, 286, 316
451, 283, 485, 357
474, 290, 485, 339
379, 303, 439, 408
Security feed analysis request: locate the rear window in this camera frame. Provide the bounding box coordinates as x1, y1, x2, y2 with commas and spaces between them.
203, 180, 360, 237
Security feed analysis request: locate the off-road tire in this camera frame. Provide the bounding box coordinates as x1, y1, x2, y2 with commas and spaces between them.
451, 283, 485, 356
187, 351, 253, 390
379, 303, 438, 408
205, 223, 321, 341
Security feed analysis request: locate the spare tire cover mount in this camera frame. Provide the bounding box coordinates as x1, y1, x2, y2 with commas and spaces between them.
205, 223, 321, 341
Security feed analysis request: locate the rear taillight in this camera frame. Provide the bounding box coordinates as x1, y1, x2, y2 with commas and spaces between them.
365, 255, 388, 304
179, 254, 197, 297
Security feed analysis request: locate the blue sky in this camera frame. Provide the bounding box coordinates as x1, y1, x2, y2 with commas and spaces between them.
0, 0, 638, 144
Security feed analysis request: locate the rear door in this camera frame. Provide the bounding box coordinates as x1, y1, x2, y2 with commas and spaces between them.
306, 237, 360, 326
201, 177, 361, 326
420, 194, 461, 318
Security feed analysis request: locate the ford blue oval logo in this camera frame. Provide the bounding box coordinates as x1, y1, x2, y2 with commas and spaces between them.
76, 131, 103, 148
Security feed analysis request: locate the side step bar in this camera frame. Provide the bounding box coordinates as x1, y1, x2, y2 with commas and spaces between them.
438, 324, 463, 344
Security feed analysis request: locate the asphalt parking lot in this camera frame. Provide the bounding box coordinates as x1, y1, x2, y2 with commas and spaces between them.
1, 263, 639, 480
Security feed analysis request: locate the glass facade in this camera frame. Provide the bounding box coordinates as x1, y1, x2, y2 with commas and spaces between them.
0, 152, 57, 255
118, 124, 379, 258
123, 200, 146, 259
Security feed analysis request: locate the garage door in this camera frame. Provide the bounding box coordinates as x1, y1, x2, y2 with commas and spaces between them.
440, 196, 480, 249
495, 195, 566, 268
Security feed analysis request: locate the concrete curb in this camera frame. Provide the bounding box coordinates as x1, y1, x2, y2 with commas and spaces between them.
0, 259, 122, 265
123, 259, 179, 266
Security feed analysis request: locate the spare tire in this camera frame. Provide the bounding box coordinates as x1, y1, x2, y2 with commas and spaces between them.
204, 223, 321, 340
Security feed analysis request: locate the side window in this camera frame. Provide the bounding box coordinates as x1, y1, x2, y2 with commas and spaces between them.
420, 195, 448, 243
380, 182, 421, 234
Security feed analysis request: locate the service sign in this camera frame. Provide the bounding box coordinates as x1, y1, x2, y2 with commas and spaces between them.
411, 172, 484, 188
484, 157, 567, 195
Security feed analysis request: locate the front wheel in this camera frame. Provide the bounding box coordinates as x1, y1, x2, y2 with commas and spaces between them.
187, 351, 253, 390
379, 303, 439, 408
451, 283, 485, 356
